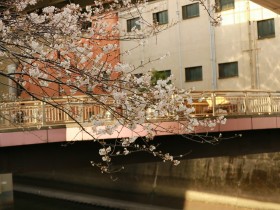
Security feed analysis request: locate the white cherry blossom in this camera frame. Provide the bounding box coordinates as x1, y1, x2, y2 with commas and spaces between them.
0, 0, 225, 173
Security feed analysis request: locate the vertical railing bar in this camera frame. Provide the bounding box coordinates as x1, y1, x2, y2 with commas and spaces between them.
80, 101, 84, 123
42, 101, 46, 126
211, 92, 216, 116
244, 91, 248, 115
269, 93, 272, 114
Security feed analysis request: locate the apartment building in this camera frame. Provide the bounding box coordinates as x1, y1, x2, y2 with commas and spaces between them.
0, 1, 120, 99
119, 0, 280, 91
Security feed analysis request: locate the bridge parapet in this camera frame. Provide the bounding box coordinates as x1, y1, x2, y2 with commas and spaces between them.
190, 90, 280, 116
0, 90, 280, 131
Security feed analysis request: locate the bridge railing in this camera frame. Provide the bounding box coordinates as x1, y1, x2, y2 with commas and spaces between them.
190, 91, 280, 116
0, 97, 110, 129
1, 91, 280, 129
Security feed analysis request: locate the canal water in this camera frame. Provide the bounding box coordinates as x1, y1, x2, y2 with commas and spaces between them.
13, 191, 114, 210
7, 151, 280, 210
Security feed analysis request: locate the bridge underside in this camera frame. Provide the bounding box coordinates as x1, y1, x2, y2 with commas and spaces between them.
1, 128, 280, 173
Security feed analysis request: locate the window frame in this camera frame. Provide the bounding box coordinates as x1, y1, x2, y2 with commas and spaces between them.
185, 66, 203, 82
257, 18, 275, 39
81, 20, 92, 31
216, 0, 235, 12
153, 10, 168, 25
127, 17, 141, 32
218, 61, 238, 79
134, 73, 143, 78
182, 3, 200, 20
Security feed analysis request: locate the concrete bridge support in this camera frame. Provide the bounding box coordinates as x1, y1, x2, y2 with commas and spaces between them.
0, 174, 13, 210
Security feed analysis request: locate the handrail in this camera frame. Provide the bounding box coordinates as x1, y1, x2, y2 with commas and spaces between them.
1, 90, 280, 130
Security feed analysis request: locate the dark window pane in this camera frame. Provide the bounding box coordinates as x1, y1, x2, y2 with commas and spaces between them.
153, 10, 168, 25
134, 73, 143, 78
257, 19, 275, 39
185, 66, 203, 82
81, 21, 92, 31
127, 17, 141, 32
219, 62, 238, 79
182, 3, 199, 20
216, 0, 234, 12
221, 0, 234, 10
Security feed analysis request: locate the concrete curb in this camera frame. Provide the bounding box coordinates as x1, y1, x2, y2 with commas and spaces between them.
185, 190, 280, 210
14, 184, 177, 210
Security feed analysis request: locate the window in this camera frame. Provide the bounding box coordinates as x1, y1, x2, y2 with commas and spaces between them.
216, 0, 234, 12
134, 73, 143, 78
151, 70, 171, 85
153, 10, 168, 25
219, 62, 238, 79
182, 3, 199, 19
185, 66, 203, 82
257, 19, 275, 39
127, 17, 141, 32
81, 21, 92, 31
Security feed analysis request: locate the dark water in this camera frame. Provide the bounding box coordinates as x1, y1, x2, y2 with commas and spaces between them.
9, 151, 280, 210
13, 192, 115, 210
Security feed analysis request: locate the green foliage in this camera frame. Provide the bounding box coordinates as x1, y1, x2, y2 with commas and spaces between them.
151, 70, 171, 86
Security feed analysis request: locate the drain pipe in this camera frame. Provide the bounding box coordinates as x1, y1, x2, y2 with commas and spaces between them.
176, 0, 184, 89
254, 24, 260, 89
247, 0, 256, 89
7, 64, 17, 96
208, 0, 217, 90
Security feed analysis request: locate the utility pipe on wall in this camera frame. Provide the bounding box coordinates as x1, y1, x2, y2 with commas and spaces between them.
247, 0, 256, 89
176, 0, 184, 89
208, 0, 217, 90
7, 64, 17, 96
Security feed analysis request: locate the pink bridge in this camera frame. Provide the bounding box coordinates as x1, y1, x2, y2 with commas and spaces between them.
1, 90, 280, 147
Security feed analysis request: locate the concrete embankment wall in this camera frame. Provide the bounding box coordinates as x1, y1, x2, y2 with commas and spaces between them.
14, 152, 280, 209
0, 173, 13, 210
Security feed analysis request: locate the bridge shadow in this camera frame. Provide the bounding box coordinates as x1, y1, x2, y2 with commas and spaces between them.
10, 127, 280, 209
1, 128, 280, 173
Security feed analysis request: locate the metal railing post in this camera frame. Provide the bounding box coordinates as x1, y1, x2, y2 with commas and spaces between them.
79, 101, 84, 123
269, 93, 272, 114
211, 92, 216, 116
244, 92, 248, 115
42, 101, 46, 126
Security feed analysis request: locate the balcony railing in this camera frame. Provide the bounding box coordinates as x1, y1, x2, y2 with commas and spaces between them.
1, 90, 280, 130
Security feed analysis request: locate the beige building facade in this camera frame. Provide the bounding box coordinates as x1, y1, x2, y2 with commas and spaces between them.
119, 0, 280, 91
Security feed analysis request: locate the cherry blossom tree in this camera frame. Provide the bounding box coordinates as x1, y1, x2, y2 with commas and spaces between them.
0, 0, 225, 173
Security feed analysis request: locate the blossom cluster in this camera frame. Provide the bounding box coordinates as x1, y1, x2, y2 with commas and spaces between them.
0, 0, 225, 174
